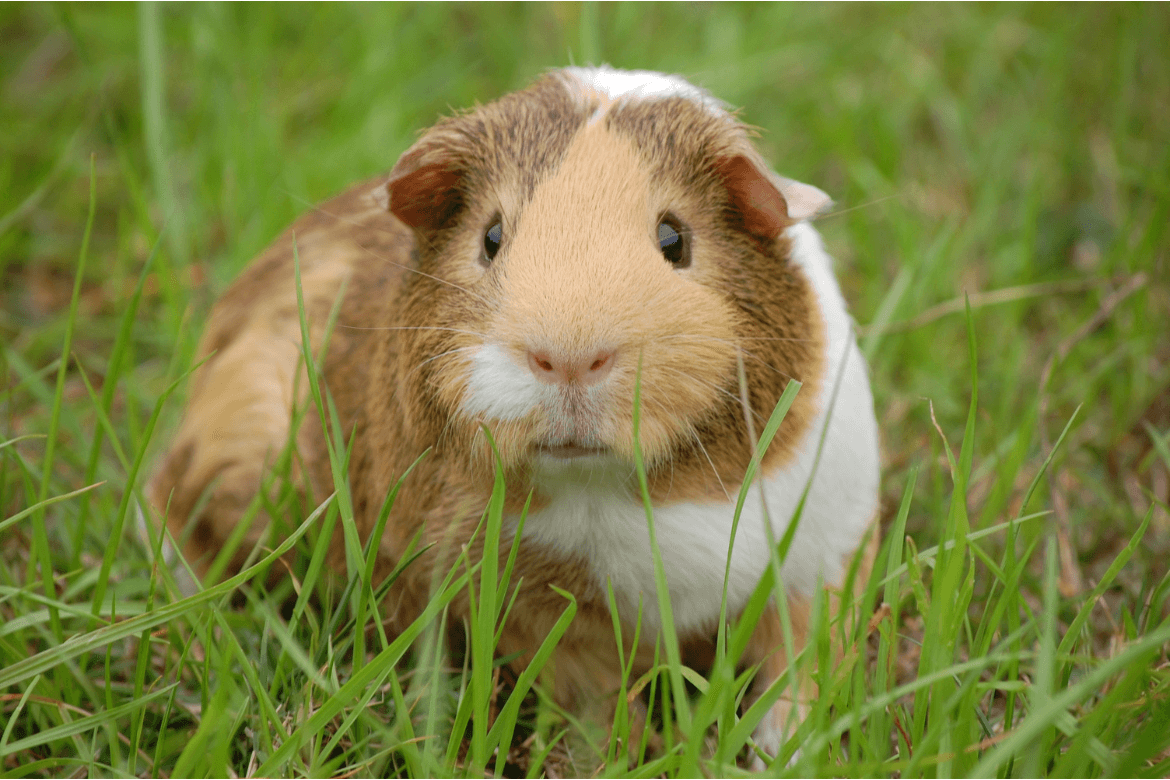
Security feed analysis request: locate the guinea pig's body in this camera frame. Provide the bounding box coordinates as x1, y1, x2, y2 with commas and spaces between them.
148, 67, 880, 764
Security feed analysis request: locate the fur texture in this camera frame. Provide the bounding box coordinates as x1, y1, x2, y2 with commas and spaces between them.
146, 66, 880, 768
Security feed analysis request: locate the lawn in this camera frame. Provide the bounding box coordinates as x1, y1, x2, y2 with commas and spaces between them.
1, 3, 1168, 777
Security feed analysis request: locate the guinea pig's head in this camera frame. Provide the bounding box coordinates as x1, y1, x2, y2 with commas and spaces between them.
378, 67, 829, 500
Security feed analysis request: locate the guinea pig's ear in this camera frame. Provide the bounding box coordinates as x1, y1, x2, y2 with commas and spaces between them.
373, 144, 464, 231
716, 155, 831, 241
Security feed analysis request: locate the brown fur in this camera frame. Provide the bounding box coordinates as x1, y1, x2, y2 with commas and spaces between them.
147, 69, 875, 765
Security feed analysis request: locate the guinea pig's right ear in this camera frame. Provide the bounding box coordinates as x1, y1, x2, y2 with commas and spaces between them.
373, 142, 464, 231
716, 155, 832, 241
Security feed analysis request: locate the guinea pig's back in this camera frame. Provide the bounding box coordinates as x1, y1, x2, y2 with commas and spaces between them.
199, 179, 410, 369
146, 179, 410, 581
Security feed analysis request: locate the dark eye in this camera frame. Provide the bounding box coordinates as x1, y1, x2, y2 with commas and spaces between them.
483, 220, 502, 263
657, 216, 690, 268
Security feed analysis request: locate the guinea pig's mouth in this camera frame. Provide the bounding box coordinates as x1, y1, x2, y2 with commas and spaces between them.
532, 441, 611, 460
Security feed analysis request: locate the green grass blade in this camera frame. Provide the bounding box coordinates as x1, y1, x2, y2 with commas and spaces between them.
255, 559, 472, 775
970, 621, 1170, 777
1, 482, 104, 536
31, 154, 96, 643
0, 494, 332, 690
488, 587, 577, 776
0, 684, 176, 759
630, 356, 690, 736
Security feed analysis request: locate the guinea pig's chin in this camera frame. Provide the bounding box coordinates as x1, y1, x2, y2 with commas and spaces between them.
457, 400, 681, 479
529, 444, 623, 477
532, 441, 612, 460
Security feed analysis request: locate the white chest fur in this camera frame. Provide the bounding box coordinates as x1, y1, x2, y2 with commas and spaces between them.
513, 223, 880, 634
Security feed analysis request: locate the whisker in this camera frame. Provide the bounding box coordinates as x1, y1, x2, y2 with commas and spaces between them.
437, 411, 463, 451
341, 324, 486, 340
814, 193, 902, 221
645, 400, 689, 432
405, 346, 477, 383
278, 187, 494, 308
734, 351, 798, 384
279, 185, 455, 264
656, 333, 817, 346
634, 383, 694, 424
352, 240, 493, 307
645, 334, 803, 385
688, 427, 730, 500
651, 365, 769, 427
735, 336, 819, 343
279, 187, 401, 237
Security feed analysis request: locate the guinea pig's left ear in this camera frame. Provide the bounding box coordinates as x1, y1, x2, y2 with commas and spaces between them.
716, 155, 831, 240
372, 144, 464, 231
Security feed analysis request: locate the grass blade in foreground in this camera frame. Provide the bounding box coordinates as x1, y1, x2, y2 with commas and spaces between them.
0, 494, 333, 691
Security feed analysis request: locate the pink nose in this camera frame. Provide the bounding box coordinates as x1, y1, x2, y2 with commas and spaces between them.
527, 348, 615, 387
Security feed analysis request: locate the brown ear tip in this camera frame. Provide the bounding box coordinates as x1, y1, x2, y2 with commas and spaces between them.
715, 154, 791, 242
385, 162, 463, 230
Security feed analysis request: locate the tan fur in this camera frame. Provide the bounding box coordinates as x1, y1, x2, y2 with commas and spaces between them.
148, 181, 408, 576
467, 122, 745, 478
147, 69, 877, 768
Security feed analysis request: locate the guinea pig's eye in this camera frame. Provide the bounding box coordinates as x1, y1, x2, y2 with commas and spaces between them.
482, 220, 503, 264
657, 215, 690, 268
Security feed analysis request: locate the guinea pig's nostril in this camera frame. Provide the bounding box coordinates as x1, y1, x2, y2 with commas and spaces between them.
527, 349, 616, 386
527, 350, 559, 381
588, 353, 612, 375
578, 350, 615, 386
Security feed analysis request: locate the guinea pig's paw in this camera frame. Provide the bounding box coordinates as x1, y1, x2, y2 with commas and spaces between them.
748, 698, 805, 771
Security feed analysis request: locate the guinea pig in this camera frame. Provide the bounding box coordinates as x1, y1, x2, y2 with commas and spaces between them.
146, 65, 881, 767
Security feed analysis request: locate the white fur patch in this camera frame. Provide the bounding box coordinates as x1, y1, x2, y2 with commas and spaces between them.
515, 222, 879, 634
462, 343, 548, 421
563, 65, 726, 118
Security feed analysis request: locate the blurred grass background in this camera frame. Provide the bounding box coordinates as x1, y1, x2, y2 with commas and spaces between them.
1, 2, 1168, 776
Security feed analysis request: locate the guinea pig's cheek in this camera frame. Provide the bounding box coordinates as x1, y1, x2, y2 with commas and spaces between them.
461, 343, 548, 421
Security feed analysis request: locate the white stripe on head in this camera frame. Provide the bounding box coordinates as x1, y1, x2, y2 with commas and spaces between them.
563, 66, 727, 122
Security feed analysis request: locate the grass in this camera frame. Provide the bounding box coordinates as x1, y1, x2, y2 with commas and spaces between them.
2, 2, 1169, 777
